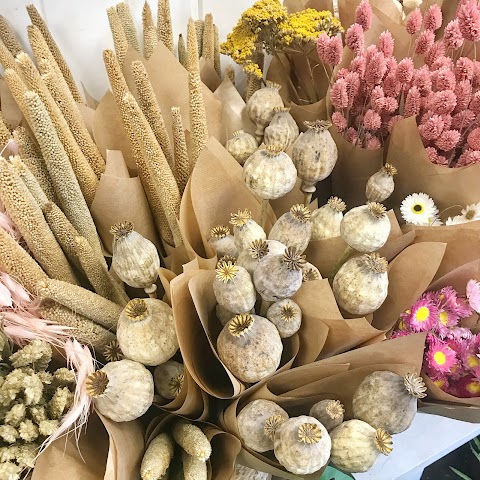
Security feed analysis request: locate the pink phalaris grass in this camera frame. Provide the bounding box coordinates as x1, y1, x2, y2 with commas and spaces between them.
454, 80, 472, 112
432, 67, 456, 92
444, 20, 464, 51
467, 128, 480, 150
430, 90, 457, 115
457, 149, 480, 166
355, 0, 373, 31
346, 127, 359, 144
473, 62, 480, 88
434, 129, 461, 151
316, 33, 329, 63
385, 56, 398, 75
336, 68, 350, 80
431, 55, 454, 72
457, 0, 480, 42
383, 96, 399, 113
371, 86, 385, 113
469, 92, 480, 114
396, 57, 414, 84
387, 115, 403, 133
415, 30, 435, 55
325, 36, 343, 66
346, 23, 365, 54
345, 71, 361, 107
350, 56, 366, 77
404, 86, 422, 117
365, 51, 387, 88
406, 8, 423, 35
377, 31, 394, 57
425, 41, 447, 68
424, 4, 443, 32
332, 111, 347, 132
364, 133, 381, 149
364, 44, 378, 64
330, 78, 349, 109
363, 109, 381, 131
455, 57, 475, 82
451, 110, 476, 130
419, 114, 445, 141
413, 67, 432, 97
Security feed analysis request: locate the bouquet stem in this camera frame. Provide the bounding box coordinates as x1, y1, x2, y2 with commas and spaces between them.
260, 198, 269, 230
329, 245, 355, 282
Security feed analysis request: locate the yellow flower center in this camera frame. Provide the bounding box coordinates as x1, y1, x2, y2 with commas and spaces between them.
415, 306, 430, 322
439, 311, 449, 326
467, 355, 480, 368
433, 351, 446, 365
412, 203, 425, 214
433, 378, 445, 388
467, 382, 480, 394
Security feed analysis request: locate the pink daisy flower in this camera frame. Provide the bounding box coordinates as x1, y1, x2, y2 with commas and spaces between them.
425, 337, 457, 374
437, 307, 460, 328
461, 348, 480, 377
466, 279, 480, 313
430, 375, 450, 392
391, 330, 413, 339
456, 376, 480, 398
406, 298, 439, 332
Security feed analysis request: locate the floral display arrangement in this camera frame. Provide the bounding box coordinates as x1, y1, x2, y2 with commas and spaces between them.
0, 0, 478, 479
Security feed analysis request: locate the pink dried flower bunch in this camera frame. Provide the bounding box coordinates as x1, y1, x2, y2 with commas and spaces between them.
392, 282, 480, 399
327, 0, 480, 165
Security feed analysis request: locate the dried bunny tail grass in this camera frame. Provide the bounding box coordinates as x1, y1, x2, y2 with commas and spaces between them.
0, 37, 22, 76
172, 421, 212, 461
225, 65, 235, 84
210, 225, 230, 238
143, 25, 158, 60
0, 228, 47, 294
177, 34, 188, 68
171, 106, 190, 192
0, 112, 12, 147
142, 1, 155, 30
37, 278, 122, 331
22, 90, 103, 261
327, 196, 346, 213
363, 253, 388, 274
116, 2, 140, 52
228, 314, 254, 337
290, 204, 312, 222
202, 13, 214, 63
10, 155, 49, 208
39, 300, 116, 351
189, 72, 208, 168
404, 372, 427, 398
0, 15, 23, 56
249, 239, 269, 259
374, 429, 393, 455
73, 236, 129, 307
298, 423, 322, 444
383, 163, 397, 176
41, 61, 105, 177
141, 433, 175, 480
118, 92, 182, 246
26, 4, 84, 104
214, 24, 221, 76
157, 0, 174, 53
131, 60, 174, 169
187, 18, 200, 74
0, 157, 78, 284
107, 6, 129, 66
283, 247, 307, 271
16, 53, 99, 206
264, 415, 286, 441
215, 261, 238, 283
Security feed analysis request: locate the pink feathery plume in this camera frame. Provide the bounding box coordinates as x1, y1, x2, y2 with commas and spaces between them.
325, 36, 343, 66
432, 67, 456, 92
452, 110, 476, 129
404, 86, 422, 117
383, 74, 401, 98
413, 67, 432, 97
355, 0, 373, 31
383, 97, 399, 114
473, 62, 480, 88
455, 57, 474, 82
457, 0, 480, 42
435, 129, 461, 151
469, 92, 480, 114
425, 41, 446, 68
419, 114, 445, 141
316, 33, 329, 64
365, 51, 387, 88
406, 8, 423, 35
430, 90, 457, 115
350, 56, 366, 77
444, 20, 464, 51
364, 133, 381, 149
387, 115, 403, 133
332, 111, 348, 132
40, 339, 95, 453
371, 85, 385, 113
424, 4, 442, 31
346, 127, 359, 144
457, 149, 480, 166
346, 23, 365, 54
415, 30, 435, 55
454, 80, 472, 112
467, 128, 480, 150
330, 78, 349, 109
378, 31, 394, 57
345, 71, 361, 107
396, 57, 414, 85
363, 109, 381, 131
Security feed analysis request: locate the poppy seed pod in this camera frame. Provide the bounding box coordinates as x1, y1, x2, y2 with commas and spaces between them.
226, 130, 258, 166
266, 299, 302, 338
267, 107, 299, 149
311, 197, 346, 240
230, 209, 266, 252
236, 239, 286, 275
208, 225, 239, 259
366, 164, 397, 203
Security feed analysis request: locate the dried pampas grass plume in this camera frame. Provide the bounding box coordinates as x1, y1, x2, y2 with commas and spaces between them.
143, 25, 158, 60
189, 72, 208, 168
178, 34, 188, 69
202, 13, 214, 63
10, 156, 49, 208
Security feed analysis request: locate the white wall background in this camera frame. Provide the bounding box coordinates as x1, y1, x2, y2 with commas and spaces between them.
0, 0, 254, 99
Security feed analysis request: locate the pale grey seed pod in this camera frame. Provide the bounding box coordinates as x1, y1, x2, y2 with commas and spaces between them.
154, 360, 184, 399
340, 203, 391, 253
268, 204, 312, 254
333, 253, 389, 315
213, 261, 256, 314
302, 262, 321, 282
366, 164, 397, 203
217, 314, 283, 383
267, 107, 299, 149
243, 145, 297, 201
266, 299, 302, 338
309, 399, 344, 432
230, 209, 266, 252
246, 81, 284, 142
292, 120, 338, 193
226, 130, 258, 166
311, 197, 346, 241
208, 225, 239, 259
234, 464, 272, 480
216, 303, 255, 326
236, 239, 286, 275
254, 247, 305, 301
237, 399, 288, 452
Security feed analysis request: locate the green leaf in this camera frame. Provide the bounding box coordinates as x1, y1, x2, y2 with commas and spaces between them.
472, 436, 480, 453
320, 466, 354, 480
449, 466, 473, 480
469, 442, 480, 463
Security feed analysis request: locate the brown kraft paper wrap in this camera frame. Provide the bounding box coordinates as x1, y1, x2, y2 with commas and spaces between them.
387, 117, 480, 213
90, 150, 160, 255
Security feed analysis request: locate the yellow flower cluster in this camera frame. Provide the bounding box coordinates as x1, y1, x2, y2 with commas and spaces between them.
221, 0, 342, 79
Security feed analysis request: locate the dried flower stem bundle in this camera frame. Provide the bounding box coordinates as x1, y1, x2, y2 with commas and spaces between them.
10, 156, 49, 208
131, 60, 174, 169
202, 13, 215, 63
119, 93, 182, 246
107, 6, 129, 66
0, 113, 11, 147
178, 34, 188, 69
0, 15, 22, 57
74, 236, 129, 306
157, 0, 174, 52
187, 19, 200, 74
144, 26, 158, 60
116, 2, 140, 52
171, 107, 190, 193
39, 300, 116, 350
13, 126, 40, 159
37, 278, 122, 331
214, 24, 221, 76
15, 54, 98, 205
22, 91, 104, 262
0, 228, 47, 294
40, 61, 105, 177
0, 157, 78, 284
26, 4, 84, 104
189, 72, 209, 169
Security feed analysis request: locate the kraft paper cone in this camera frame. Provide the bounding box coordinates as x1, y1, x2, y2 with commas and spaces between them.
200, 58, 222, 92
285, 0, 309, 13
372, 242, 447, 331
290, 99, 329, 133
0, 79, 22, 129
266, 54, 301, 106
90, 150, 160, 255
330, 127, 384, 208
304, 0, 334, 12
77, 103, 96, 138
82, 82, 101, 110
387, 117, 480, 213
402, 221, 480, 282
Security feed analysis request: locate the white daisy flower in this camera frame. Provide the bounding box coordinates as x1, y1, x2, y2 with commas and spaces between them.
446, 216, 466, 226
430, 217, 443, 226
400, 193, 439, 226
460, 203, 480, 222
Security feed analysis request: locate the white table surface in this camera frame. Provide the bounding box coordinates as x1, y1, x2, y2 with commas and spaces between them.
353, 413, 480, 480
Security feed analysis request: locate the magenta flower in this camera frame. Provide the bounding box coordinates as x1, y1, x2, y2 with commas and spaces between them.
378, 31, 394, 57
391, 330, 413, 339
331, 78, 349, 109
355, 0, 373, 31
406, 8, 423, 35
426, 337, 457, 374
404, 86, 422, 117
457, 0, 480, 42
424, 4, 442, 31
396, 57, 414, 84
332, 111, 347, 132
406, 298, 439, 332
430, 375, 450, 392
346, 23, 365, 54
456, 376, 480, 398
466, 279, 480, 313
444, 19, 464, 51
435, 129, 461, 151
430, 90, 457, 115
363, 109, 381, 131
461, 348, 480, 377
365, 52, 387, 88
415, 30, 435, 55
432, 67, 456, 92
419, 114, 445, 141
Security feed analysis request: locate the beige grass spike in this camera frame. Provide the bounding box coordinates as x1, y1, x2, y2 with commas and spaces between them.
157, 0, 174, 52
107, 6, 129, 66
171, 107, 189, 194
10, 156, 49, 208
0, 15, 23, 57
178, 34, 187, 69
188, 72, 208, 169
187, 19, 200, 73
116, 2, 140, 52
202, 13, 214, 63
214, 24, 221, 76
0, 113, 11, 147
144, 25, 158, 60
